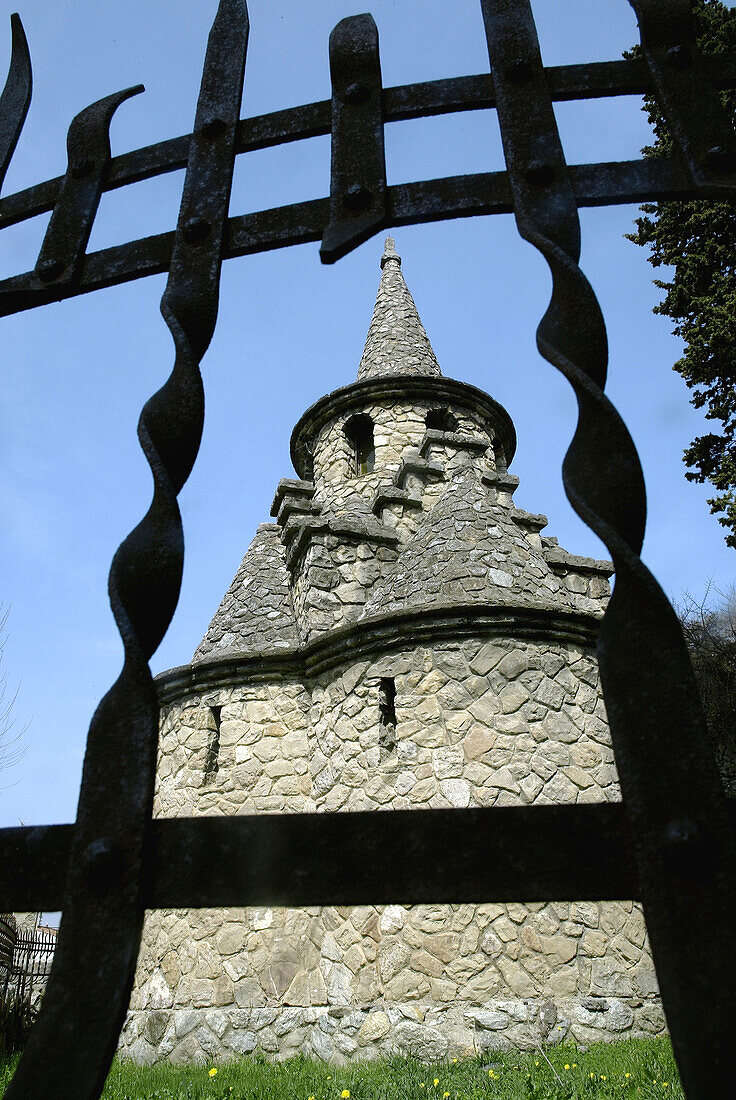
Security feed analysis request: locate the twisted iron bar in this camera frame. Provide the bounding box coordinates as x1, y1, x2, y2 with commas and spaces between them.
481, 1, 736, 1094
3, 3, 248, 1098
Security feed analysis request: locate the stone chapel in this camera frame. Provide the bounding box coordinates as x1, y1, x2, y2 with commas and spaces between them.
120, 238, 665, 1064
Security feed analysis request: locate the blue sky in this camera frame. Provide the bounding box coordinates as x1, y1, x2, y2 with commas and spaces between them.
1, 0, 734, 831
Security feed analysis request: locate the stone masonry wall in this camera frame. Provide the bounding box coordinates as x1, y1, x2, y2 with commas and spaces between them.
121, 636, 664, 1063
289, 533, 398, 642
311, 400, 493, 512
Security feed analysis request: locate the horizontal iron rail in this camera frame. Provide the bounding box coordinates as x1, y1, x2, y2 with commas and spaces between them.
0, 155, 707, 316
1, 54, 735, 234
4, 799, 736, 913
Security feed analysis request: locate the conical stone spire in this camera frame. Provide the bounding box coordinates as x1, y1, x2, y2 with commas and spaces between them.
357, 237, 442, 380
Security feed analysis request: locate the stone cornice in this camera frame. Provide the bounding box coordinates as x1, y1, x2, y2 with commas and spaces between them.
290, 376, 517, 480
156, 602, 601, 705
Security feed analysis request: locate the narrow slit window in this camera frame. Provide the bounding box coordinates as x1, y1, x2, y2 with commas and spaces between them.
344, 413, 375, 476
379, 677, 397, 751
204, 705, 222, 781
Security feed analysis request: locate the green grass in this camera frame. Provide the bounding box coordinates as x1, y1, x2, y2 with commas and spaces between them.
1, 1036, 682, 1099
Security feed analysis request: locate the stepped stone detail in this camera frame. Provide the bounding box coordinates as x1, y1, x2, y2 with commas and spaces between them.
121, 239, 664, 1066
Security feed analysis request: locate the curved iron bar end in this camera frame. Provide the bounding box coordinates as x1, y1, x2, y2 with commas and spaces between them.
0, 13, 31, 194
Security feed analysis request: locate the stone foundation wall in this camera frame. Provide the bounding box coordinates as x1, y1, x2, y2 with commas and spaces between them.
121, 899, 663, 1065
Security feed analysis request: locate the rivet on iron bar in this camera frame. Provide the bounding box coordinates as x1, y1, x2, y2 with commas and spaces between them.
524, 159, 555, 186
344, 81, 370, 104
81, 837, 125, 893
665, 45, 693, 70
201, 117, 227, 139
702, 144, 735, 174
70, 157, 95, 179
183, 217, 212, 243
36, 257, 66, 283
343, 183, 372, 211
661, 818, 714, 883
506, 58, 533, 85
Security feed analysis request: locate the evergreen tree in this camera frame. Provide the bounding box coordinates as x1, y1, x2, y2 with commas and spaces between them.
628, 0, 736, 546
678, 588, 736, 791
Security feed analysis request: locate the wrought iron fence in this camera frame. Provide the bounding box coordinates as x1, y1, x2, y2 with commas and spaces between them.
0, 917, 56, 1007
0, 1, 735, 1097
0, 915, 16, 1000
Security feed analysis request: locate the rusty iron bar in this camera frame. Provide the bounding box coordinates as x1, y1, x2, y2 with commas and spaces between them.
631, 0, 736, 189
481, 1, 736, 1096
321, 14, 387, 263
34, 85, 144, 287
0, 804, 639, 912
0, 13, 31, 193
3, 799, 736, 916
0, 155, 719, 317
2, 52, 736, 234
3, 3, 249, 1099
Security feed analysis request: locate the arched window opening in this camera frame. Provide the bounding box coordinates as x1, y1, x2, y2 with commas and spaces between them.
344, 414, 375, 476
426, 407, 458, 433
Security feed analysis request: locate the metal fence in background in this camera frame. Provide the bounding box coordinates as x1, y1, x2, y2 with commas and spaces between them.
0, 916, 56, 1006
0, 915, 16, 998
0, 2, 735, 1097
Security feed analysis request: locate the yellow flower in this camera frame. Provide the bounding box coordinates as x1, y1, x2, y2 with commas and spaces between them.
572, 1064, 577, 1069
564, 1065, 570, 1070
342, 1091, 351, 1098
590, 1073, 595, 1079
626, 1073, 631, 1078
308, 1096, 315, 1100
535, 1061, 539, 1067
444, 1093, 450, 1097
208, 1068, 217, 1078
434, 1080, 439, 1087
601, 1076, 607, 1081
452, 1059, 458, 1064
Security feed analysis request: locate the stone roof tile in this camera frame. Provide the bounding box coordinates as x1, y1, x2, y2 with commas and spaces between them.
357, 237, 442, 380
193, 524, 299, 661
360, 471, 601, 620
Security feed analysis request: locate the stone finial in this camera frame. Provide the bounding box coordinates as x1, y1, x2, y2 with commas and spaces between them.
380, 236, 401, 269
357, 238, 442, 380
